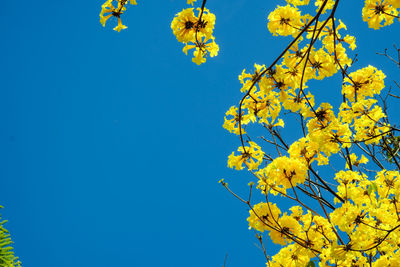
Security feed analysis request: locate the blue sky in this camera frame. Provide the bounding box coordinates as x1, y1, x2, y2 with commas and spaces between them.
1, 1, 400, 266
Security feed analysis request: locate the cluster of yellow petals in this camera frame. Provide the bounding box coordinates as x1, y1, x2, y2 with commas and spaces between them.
267, 5, 304, 37
249, 204, 341, 265
222, 0, 400, 266
315, 0, 336, 14
326, 170, 400, 265
287, 0, 311, 6
248, 171, 400, 266
99, 0, 137, 32
227, 141, 264, 170
345, 153, 369, 169
257, 156, 308, 195
171, 6, 219, 65
223, 106, 255, 135
342, 66, 386, 102
362, 0, 400, 29
187, 0, 198, 5
340, 98, 390, 145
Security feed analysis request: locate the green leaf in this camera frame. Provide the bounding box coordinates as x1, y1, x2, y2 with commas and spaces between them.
371, 182, 378, 192
306, 260, 315, 267
367, 183, 378, 195
367, 185, 373, 195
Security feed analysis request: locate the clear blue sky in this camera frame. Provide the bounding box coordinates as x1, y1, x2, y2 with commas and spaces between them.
1, 1, 399, 266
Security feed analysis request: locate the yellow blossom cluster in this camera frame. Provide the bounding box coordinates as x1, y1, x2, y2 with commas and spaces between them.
247, 170, 400, 266
362, 0, 400, 29
187, 0, 198, 5
99, 0, 137, 32
222, 0, 400, 266
327, 170, 400, 265
228, 141, 264, 171
224, 1, 360, 170
257, 156, 308, 195
171, 4, 219, 65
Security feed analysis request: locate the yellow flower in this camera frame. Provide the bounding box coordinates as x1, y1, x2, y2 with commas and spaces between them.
171, 8, 216, 44
270, 244, 312, 267
171, 8, 198, 43
342, 65, 386, 102
281, 89, 314, 117
315, 0, 335, 14
99, 0, 115, 27
343, 35, 357, 50
195, 8, 216, 41
247, 202, 281, 232
345, 153, 369, 169
306, 103, 336, 131
227, 141, 264, 170
99, 0, 134, 31
388, 0, 400, 8
374, 170, 400, 197
244, 90, 281, 123
269, 215, 301, 245
288, 137, 329, 165
260, 156, 308, 189
331, 202, 361, 233
238, 64, 267, 93
285, 0, 310, 6
267, 5, 302, 36
308, 48, 337, 80
362, 0, 398, 29
100, 14, 112, 27
113, 17, 128, 32
192, 49, 207, 65
187, 0, 197, 5
183, 36, 219, 65
223, 106, 252, 135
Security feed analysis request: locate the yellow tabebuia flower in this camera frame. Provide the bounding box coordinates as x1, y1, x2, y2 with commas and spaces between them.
343, 35, 357, 50
362, 0, 399, 29
267, 5, 303, 36
270, 244, 312, 267
258, 156, 308, 191
288, 137, 329, 165
171, 7, 218, 65
238, 64, 267, 93
345, 153, 369, 169
269, 215, 302, 245
340, 98, 390, 145
308, 48, 337, 80
244, 90, 282, 124
286, 0, 310, 6
171, 8, 198, 43
187, 0, 197, 5
248, 202, 281, 232
223, 106, 253, 135
388, 0, 400, 8
182, 36, 219, 65
171, 8, 216, 43
314, 0, 335, 14
307, 103, 336, 131
374, 170, 400, 198
342, 65, 386, 102
114, 17, 128, 32
99, 0, 135, 32
227, 141, 264, 170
